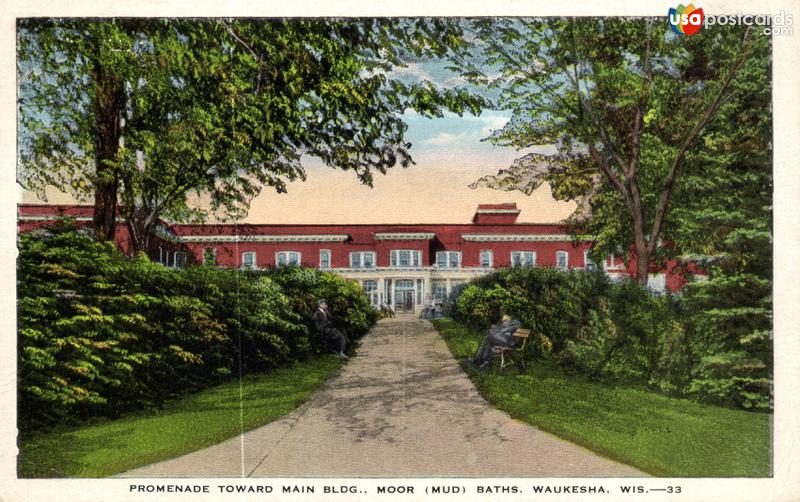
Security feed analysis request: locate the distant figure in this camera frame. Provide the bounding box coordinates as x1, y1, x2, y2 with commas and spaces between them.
313, 299, 350, 359
420, 294, 435, 319
380, 301, 395, 318
469, 313, 522, 370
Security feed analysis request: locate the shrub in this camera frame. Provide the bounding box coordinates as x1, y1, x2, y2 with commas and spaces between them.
266, 265, 378, 343
448, 265, 772, 410
649, 320, 693, 395
17, 223, 377, 430
682, 273, 772, 410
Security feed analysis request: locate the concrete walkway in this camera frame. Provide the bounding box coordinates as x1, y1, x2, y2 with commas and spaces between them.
122, 317, 645, 477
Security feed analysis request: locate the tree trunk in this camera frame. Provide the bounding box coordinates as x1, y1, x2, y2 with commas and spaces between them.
628, 180, 651, 285
634, 241, 651, 285
127, 207, 156, 256
92, 67, 124, 242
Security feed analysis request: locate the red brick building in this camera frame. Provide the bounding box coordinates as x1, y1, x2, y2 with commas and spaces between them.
18, 202, 696, 314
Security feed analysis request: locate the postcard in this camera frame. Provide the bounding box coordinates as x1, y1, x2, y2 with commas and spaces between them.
1, 1, 799, 501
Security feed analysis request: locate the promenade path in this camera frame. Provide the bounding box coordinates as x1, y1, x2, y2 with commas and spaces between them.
122, 317, 645, 477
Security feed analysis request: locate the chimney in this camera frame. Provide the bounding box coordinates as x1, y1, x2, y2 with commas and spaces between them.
472, 203, 520, 225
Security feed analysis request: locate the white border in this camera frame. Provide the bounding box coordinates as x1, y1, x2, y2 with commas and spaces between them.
1, 2, 798, 502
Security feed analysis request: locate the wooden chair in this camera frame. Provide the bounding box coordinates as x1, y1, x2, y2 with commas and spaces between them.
491, 328, 531, 371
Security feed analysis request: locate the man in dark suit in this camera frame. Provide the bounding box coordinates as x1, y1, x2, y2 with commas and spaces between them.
469, 312, 522, 369
313, 299, 350, 359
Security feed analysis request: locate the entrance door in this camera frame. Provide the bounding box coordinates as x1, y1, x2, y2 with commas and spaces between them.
402, 291, 414, 312
393, 280, 415, 314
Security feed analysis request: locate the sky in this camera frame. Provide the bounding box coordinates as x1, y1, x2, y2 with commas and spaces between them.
19, 56, 576, 225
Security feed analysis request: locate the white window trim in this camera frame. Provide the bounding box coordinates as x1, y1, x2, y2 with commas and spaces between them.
479, 250, 494, 268
511, 250, 536, 267
556, 250, 569, 271
604, 253, 625, 271
173, 251, 187, 268
647, 273, 667, 293
203, 247, 217, 265
435, 250, 462, 269
349, 251, 376, 269
390, 249, 422, 268
276, 251, 302, 267
432, 281, 448, 302
319, 249, 331, 269
242, 251, 257, 270
584, 249, 597, 271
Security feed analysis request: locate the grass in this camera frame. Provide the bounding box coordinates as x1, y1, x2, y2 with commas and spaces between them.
433, 318, 772, 478
18, 355, 343, 478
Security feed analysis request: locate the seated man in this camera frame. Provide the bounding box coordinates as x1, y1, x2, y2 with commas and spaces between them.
469, 312, 522, 370
313, 299, 351, 359
379, 301, 395, 318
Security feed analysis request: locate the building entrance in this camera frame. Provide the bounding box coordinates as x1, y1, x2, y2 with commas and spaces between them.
393, 280, 415, 314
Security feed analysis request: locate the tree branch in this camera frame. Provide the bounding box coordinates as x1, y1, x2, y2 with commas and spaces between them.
588, 144, 634, 213
647, 26, 755, 255
628, 19, 653, 179
218, 19, 264, 95
564, 19, 630, 180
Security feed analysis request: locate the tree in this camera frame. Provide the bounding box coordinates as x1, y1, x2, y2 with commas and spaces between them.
671, 35, 772, 410
458, 18, 762, 283
18, 18, 484, 250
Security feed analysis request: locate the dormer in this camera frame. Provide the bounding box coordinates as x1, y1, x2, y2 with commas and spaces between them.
472, 203, 520, 225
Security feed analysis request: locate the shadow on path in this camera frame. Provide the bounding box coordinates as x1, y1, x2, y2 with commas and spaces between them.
121, 317, 646, 477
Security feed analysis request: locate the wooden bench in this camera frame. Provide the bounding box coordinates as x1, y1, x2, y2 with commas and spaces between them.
491, 328, 531, 371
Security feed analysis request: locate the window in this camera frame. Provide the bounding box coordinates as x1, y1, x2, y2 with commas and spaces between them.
173, 251, 187, 268
432, 281, 448, 302
350, 251, 376, 269
203, 247, 217, 265
390, 249, 422, 267
417, 279, 423, 304
556, 251, 569, 271
479, 250, 493, 268
450, 280, 466, 296
605, 253, 624, 270
647, 274, 666, 294
384, 278, 392, 305
436, 251, 461, 269
276, 251, 301, 267
511, 251, 536, 267
584, 250, 597, 271
242, 251, 257, 270
319, 250, 331, 270
362, 280, 379, 306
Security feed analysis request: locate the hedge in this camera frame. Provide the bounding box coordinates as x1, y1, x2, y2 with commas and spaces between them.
17, 222, 377, 430
451, 266, 771, 411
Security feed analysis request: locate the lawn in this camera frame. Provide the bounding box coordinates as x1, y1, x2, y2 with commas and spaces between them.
18, 355, 343, 478
433, 318, 772, 477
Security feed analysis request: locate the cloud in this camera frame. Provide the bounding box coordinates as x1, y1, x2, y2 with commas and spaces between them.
389, 62, 435, 82
477, 113, 509, 135
413, 111, 510, 147
421, 131, 474, 146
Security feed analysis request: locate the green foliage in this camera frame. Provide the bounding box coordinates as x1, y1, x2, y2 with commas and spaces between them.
17, 18, 486, 250
458, 19, 768, 283
450, 266, 770, 410
267, 265, 378, 342
456, 266, 614, 353
17, 223, 377, 430
670, 35, 772, 410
